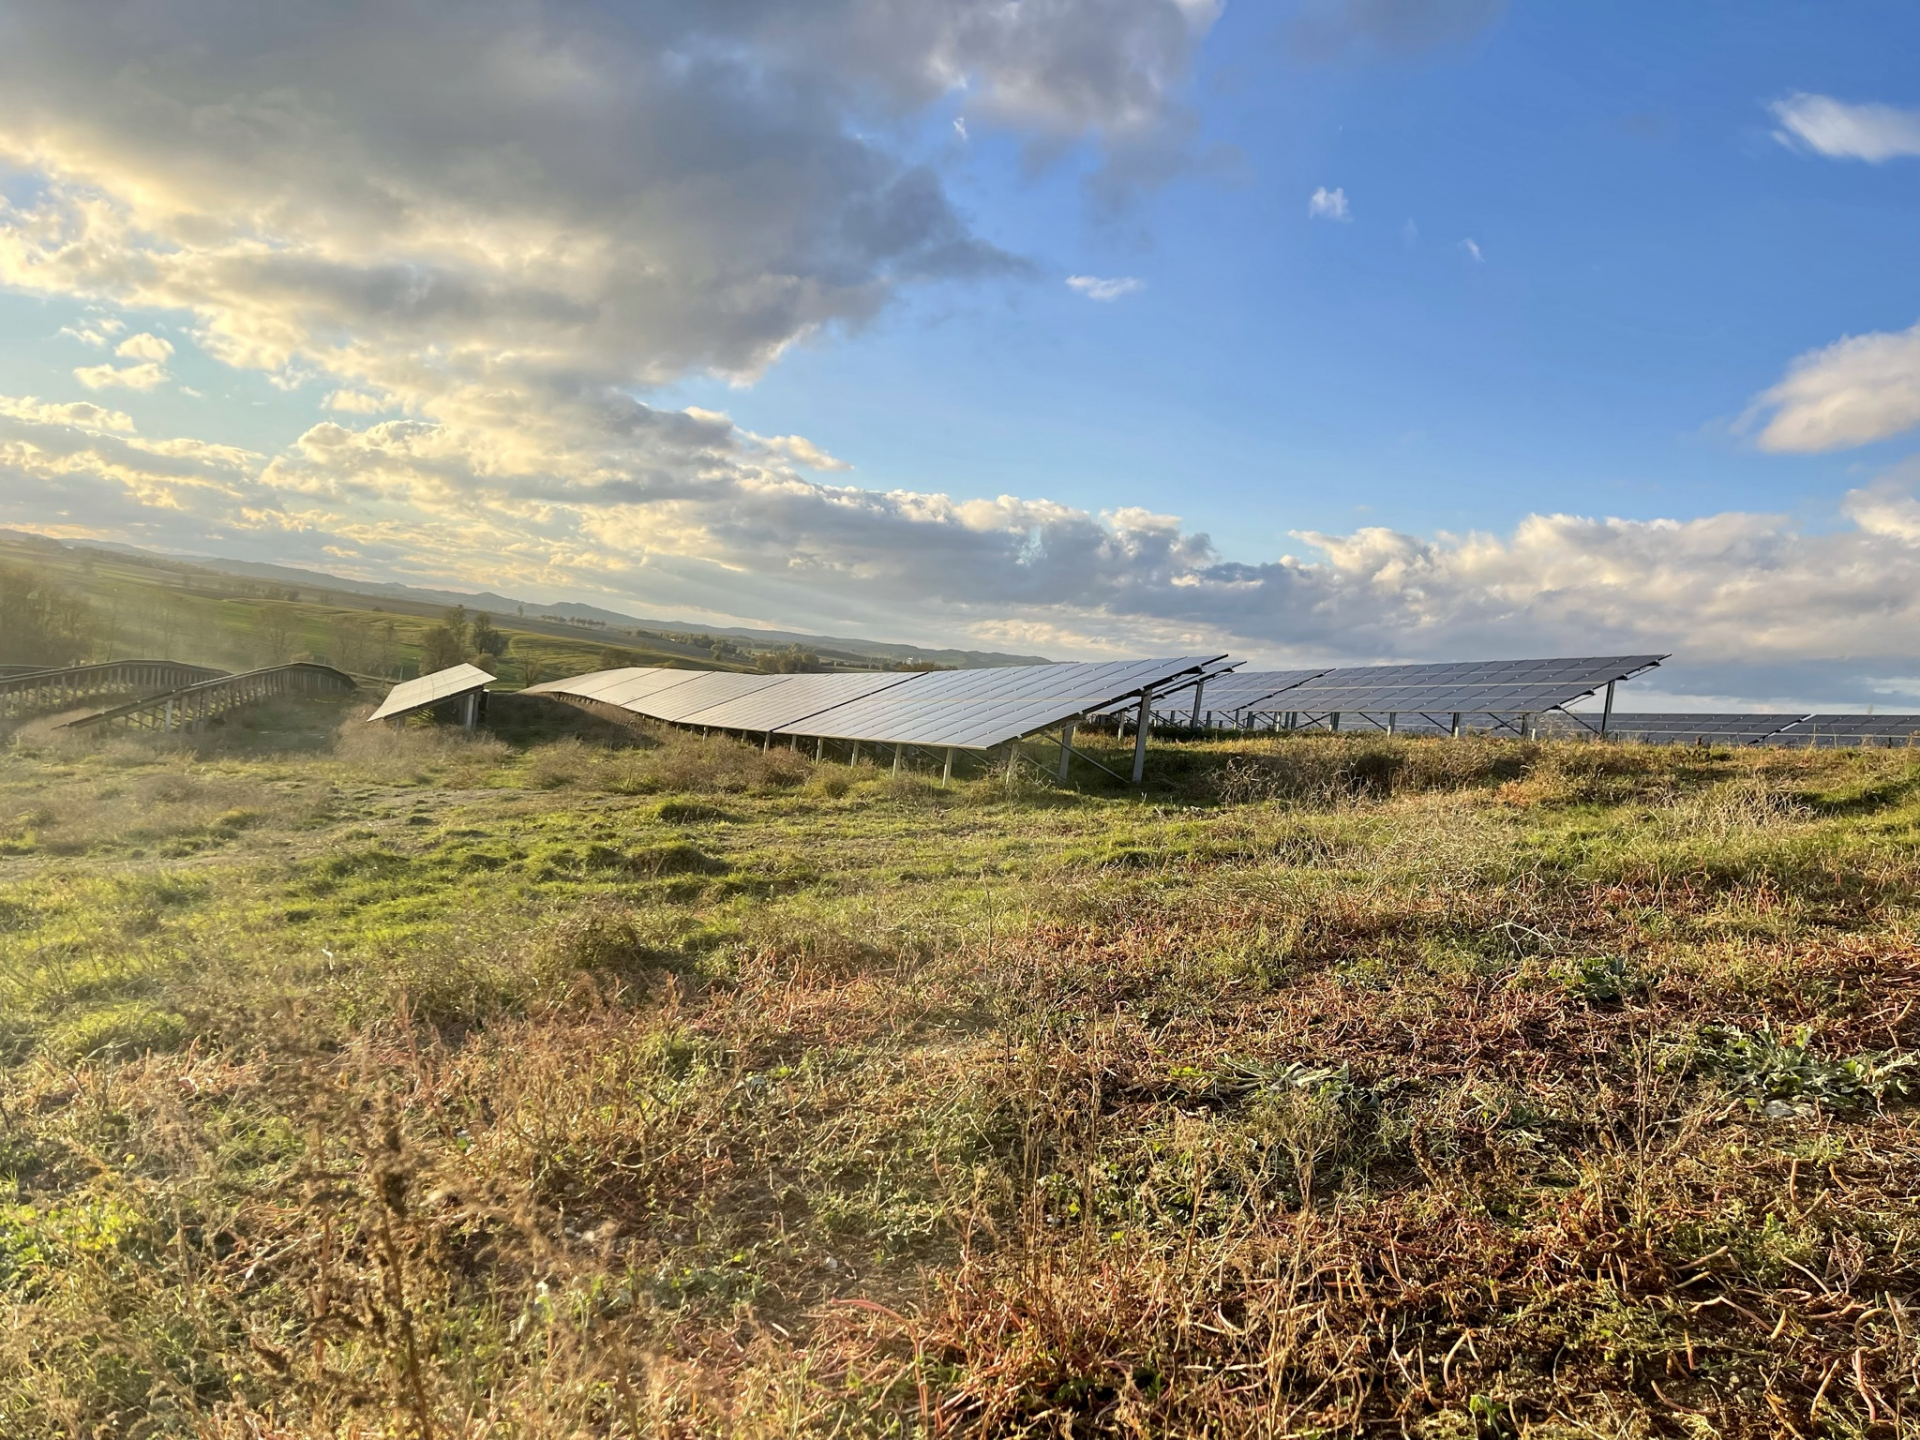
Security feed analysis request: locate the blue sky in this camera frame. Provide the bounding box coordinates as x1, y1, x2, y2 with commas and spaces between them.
1, 0, 1918, 705
670, 0, 1920, 550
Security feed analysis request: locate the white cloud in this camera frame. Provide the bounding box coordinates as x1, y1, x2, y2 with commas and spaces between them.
0, 394, 136, 432
1748, 320, 1920, 453
115, 332, 174, 363
1307, 186, 1351, 222
6, 383, 1920, 702
325, 390, 393, 415
1771, 93, 1920, 162
954, 117, 969, 141
1066, 274, 1145, 302
1460, 237, 1483, 261
73, 361, 170, 391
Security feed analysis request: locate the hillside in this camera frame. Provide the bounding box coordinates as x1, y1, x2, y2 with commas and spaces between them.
3, 531, 1049, 674
2, 698, 1917, 1435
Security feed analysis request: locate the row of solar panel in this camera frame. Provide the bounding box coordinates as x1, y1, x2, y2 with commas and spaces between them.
1139, 654, 1668, 726
1562, 714, 1920, 746
525, 656, 1226, 751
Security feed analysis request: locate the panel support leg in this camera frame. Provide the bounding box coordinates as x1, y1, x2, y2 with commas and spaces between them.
1188, 678, 1206, 729
815, 735, 824, 762
1600, 680, 1615, 741
1131, 689, 1153, 785
892, 744, 903, 776
851, 741, 862, 765
1450, 712, 1462, 739
1058, 722, 1075, 782
462, 691, 478, 731
943, 747, 955, 786
1386, 712, 1397, 736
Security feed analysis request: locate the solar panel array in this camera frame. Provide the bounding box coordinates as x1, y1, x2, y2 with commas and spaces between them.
368, 663, 496, 722
1580, 713, 1920, 747
1770, 714, 1920, 748
1597, 714, 1804, 745
527, 657, 1224, 752
1138, 655, 1666, 728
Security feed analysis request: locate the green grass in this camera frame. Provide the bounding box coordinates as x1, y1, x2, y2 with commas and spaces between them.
2, 705, 1919, 1436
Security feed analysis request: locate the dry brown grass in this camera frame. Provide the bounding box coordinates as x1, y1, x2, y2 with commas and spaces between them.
1, 726, 1918, 1436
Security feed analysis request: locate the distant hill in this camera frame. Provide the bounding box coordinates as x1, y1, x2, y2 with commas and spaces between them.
8, 533, 1049, 669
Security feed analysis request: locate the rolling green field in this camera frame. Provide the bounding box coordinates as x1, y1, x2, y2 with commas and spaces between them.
3, 695, 1919, 1437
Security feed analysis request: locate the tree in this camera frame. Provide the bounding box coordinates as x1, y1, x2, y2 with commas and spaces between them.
468, 612, 502, 663
0, 564, 97, 666
421, 624, 466, 672
758, 644, 821, 674
256, 604, 300, 663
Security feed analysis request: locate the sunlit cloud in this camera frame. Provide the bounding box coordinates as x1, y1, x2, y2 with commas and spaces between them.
1307, 186, 1352, 221
1771, 93, 1920, 161
1066, 275, 1145, 301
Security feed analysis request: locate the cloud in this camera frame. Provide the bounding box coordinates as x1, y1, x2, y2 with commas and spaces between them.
0, 394, 136, 432
1460, 237, 1482, 261
73, 361, 170, 391
1749, 320, 1920, 452
115, 332, 175, 363
6, 384, 1920, 703
325, 390, 393, 415
1771, 93, 1920, 162
1308, 186, 1351, 221
1066, 274, 1145, 301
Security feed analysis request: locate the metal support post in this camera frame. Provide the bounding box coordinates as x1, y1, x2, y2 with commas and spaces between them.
1189, 678, 1206, 729
815, 735, 824, 761
1450, 712, 1462, 739
1330, 712, 1342, 733
1600, 680, 1615, 741
164, 697, 175, 732
462, 691, 478, 730
1131, 689, 1153, 785
1058, 722, 1075, 781
943, 747, 955, 786
763, 731, 771, 752
1386, 712, 1397, 736
851, 741, 862, 765
1520, 712, 1534, 741
892, 744, 903, 775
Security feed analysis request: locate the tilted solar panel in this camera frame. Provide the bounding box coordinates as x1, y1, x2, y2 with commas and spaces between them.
1767, 714, 1920, 747
368, 663, 496, 721
524, 666, 715, 709
1600, 714, 1806, 745
676, 669, 922, 733
792, 656, 1225, 749
1250, 681, 1623, 716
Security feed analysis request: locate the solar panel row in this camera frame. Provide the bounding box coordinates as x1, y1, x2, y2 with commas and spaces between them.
1144, 655, 1667, 727
1580, 714, 1920, 747
525, 656, 1226, 752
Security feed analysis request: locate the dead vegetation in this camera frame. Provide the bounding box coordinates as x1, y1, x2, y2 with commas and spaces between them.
1, 717, 1918, 1436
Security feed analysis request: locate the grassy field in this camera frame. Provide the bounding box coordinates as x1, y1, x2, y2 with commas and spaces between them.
2, 696, 1919, 1437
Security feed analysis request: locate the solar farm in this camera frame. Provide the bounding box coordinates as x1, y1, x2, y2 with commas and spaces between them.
5, 641, 1920, 1435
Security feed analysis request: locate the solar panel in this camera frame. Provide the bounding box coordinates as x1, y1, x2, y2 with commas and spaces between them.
791, 657, 1225, 750
1169, 668, 1329, 714
368, 663, 495, 721
1598, 714, 1806, 745
523, 666, 712, 708
1234, 656, 1667, 722
610, 671, 794, 724
1768, 715, 1920, 748
677, 670, 923, 733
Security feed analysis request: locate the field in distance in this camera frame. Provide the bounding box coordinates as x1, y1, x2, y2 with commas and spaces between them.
2, 699, 1918, 1436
